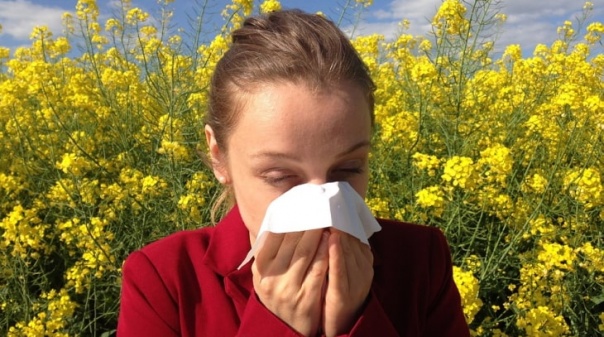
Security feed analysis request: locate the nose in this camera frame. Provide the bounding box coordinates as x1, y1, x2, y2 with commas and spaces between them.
306, 172, 331, 185
307, 178, 328, 185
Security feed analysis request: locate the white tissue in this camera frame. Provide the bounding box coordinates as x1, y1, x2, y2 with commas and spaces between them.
238, 181, 381, 269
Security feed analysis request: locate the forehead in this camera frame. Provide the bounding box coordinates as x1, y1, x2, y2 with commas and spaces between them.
241, 81, 368, 126
227, 81, 371, 156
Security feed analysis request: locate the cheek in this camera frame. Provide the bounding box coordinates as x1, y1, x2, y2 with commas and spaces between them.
351, 172, 370, 199
228, 167, 279, 240
235, 199, 264, 239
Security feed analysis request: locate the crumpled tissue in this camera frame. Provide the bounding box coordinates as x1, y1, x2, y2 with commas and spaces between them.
238, 181, 381, 269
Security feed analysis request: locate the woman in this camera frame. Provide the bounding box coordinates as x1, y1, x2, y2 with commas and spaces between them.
117, 9, 470, 337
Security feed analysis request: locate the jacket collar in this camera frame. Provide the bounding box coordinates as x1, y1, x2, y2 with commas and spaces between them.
202, 205, 252, 277
201, 205, 254, 316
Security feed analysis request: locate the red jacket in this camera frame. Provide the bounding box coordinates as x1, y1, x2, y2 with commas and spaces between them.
117, 206, 470, 336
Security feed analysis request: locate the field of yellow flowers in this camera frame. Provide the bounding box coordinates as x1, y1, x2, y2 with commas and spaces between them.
0, 0, 603, 335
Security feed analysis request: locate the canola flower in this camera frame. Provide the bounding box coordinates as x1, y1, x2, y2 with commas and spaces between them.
1, 0, 603, 336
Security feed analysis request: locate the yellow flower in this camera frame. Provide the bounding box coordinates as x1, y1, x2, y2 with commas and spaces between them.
355, 0, 373, 7
441, 156, 477, 190
432, 0, 469, 36
0, 46, 10, 60
578, 242, 604, 273
415, 186, 446, 217
75, 0, 99, 21
478, 143, 513, 186
412, 152, 440, 177
537, 242, 575, 272
503, 44, 522, 62
563, 167, 603, 209
418, 39, 432, 52
585, 22, 604, 44
522, 173, 549, 194
260, 0, 281, 13
516, 306, 570, 336
453, 266, 483, 325
157, 140, 190, 161
366, 197, 390, 218
126, 8, 149, 25
105, 18, 122, 32
56, 152, 91, 176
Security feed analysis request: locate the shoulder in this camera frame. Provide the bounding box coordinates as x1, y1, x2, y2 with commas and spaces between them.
134, 226, 216, 263
121, 226, 216, 289
121, 226, 219, 303
118, 226, 223, 335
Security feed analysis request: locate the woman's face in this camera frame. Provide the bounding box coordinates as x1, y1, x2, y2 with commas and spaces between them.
206, 81, 372, 242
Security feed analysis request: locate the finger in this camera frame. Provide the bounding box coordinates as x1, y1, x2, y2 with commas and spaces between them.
267, 231, 305, 272
304, 230, 330, 287
342, 234, 374, 298
289, 229, 327, 281
331, 231, 374, 292
357, 240, 374, 268
254, 232, 286, 273
260, 229, 323, 275
338, 231, 357, 292
334, 230, 373, 269
328, 229, 348, 290
342, 231, 373, 270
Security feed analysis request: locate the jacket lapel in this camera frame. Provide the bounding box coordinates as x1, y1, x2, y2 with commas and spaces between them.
202, 206, 254, 318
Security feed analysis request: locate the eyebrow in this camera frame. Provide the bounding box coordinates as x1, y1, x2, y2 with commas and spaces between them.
250, 140, 371, 161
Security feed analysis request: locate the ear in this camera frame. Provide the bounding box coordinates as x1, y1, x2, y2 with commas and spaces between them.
205, 125, 230, 184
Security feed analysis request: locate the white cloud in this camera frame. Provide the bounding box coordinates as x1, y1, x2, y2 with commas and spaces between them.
496, 21, 554, 54
346, 20, 399, 39
0, 0, 68, 40
498, 0, 581, 16
378, 0, 441, 30
354, 0, 604, 54
371, 9, 396, 20
108, 0, 123, 10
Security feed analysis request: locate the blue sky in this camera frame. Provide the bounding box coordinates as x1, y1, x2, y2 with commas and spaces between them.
0, 0, 603, 56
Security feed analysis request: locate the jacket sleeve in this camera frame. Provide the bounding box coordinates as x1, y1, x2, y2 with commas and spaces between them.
117, 251, 180, 337
423, 229, 471, 337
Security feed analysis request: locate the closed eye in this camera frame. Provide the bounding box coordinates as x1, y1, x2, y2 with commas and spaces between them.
337, 168, 363, 174
261, 169, 298, 187
263, 175, 294, 184
330, 167, 364, 181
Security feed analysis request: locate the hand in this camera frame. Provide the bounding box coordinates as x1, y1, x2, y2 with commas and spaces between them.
322, 229, 374, 337
252, 229, 330, 337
